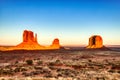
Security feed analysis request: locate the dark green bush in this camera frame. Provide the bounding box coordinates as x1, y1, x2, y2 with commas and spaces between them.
37, 60, 43, 65
26, 60, 33, 65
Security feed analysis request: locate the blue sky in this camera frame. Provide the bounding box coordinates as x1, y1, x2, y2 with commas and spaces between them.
0, 0, 120, 46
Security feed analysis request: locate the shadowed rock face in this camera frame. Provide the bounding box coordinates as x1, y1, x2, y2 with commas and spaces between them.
87, 35, 103, 48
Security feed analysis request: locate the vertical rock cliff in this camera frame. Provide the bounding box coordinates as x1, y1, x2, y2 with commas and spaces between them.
87, 35, 103, 48
23, 30, 37, 43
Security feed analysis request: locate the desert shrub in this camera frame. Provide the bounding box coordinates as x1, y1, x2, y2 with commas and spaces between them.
21, 67, 27, 71
8, 79, 14, 80
15, 61, 19, 64
48, 62, 55, 66
22, 72, 33, 77
0, 69, 3, 75
57, 68, 62, 72
96, 77, 105, 80
30, 71, 40, 75
14, 67, 21, 72
111, 64, 120, 70
14, 67, 27, 72
72, 65, 83, 70
54, 59, 63, 66
117, 70, 120, 73
49, 66, 56, 70
57, 73, 62, 77
37, 60, 43, 65
34, 66, 42, 70
55, 59, 61, 63
0, 69, 14, 75
26, 60, 33, 65
108, 69, 115, 73
44, 72, 52, 78
48, 60, 62, 66
43, 68, 50, 73
81, 55, 90, 58
88, 59, 92, 62
57, 68, 75, 77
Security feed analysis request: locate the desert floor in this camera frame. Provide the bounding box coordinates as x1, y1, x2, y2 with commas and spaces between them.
0, 48, 120, 80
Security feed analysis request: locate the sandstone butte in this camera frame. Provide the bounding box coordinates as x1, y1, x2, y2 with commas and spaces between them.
86, 35, 103, 48
2, 30, 60, 51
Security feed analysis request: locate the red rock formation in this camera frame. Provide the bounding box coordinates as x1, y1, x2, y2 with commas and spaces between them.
52, 38, 59, 46
14, 30, 44, 50
4, 30, 61, 50
86, 35, 103, 48
34, 33, 37, 42
23, 30, 37, 43
50, 38, 60, 49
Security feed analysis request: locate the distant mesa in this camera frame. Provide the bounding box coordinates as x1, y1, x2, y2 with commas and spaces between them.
0, 30, 110, 51
2, 30, 61, 51
86, 35, 103, 48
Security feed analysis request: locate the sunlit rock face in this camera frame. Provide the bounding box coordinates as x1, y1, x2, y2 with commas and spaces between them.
52, 38, 60, 46
23, 30, 37, 43
50, 38, 60, 49
86, 35, 103, 48
0, 46, 6, 51
14, 30, 44, 50
3, 30, 61, 51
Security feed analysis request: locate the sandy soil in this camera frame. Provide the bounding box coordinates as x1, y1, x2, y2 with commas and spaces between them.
0, 48, 120, 80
